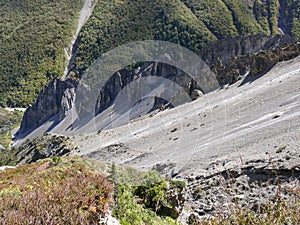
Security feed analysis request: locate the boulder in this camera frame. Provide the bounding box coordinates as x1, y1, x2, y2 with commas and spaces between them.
191, 89, 204, 100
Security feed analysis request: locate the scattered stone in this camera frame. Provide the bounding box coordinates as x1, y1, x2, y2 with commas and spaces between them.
191, 89, 204, 100
276, 146, 286, 153
170, 128, 178, 133
181, 153, 300, 221
272, 114, 281, 119
220, 84, 229, 90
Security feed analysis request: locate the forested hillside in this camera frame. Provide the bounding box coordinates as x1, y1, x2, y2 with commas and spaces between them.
0, 0, 84, 107
70, 0, 300, 77
0, 0, 299, 107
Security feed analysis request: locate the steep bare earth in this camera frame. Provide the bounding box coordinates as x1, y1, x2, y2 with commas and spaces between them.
15, 35, 299, 142
71, 55, 300, 175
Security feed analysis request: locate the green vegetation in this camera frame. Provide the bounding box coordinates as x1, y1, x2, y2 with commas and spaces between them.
267, 0, 280, 35
0, 108, 23, 150
1, 155, 300, 224
0, 0, 84, 107
221, 0, 269, 35
71, 0, 216, 77
113, 182, 179, 225
280, 0, 300, 39
0, 133, 73, 167
0, 156, 185, 224
0, 157, 113, 224
109, 165, 185, 225
71, 0, 300, 79
182, 0, 239, 39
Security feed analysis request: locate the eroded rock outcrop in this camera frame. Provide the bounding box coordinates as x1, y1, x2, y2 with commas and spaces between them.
6, 134, 75, 165
200, 34, 298, 85
94, 62, 203, 115
178, 149, 300, 223
213, 41, 300, 85
19, 78, 77, 135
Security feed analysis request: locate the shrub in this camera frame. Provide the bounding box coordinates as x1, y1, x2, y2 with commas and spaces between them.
110, 165, 180, 225
0, 157, 113, 224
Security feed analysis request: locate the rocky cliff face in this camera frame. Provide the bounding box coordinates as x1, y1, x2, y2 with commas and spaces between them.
220, 40, 300, 85
200, 35, 294, 66
201, 34, 299, 85
18, 78, 77, 135
94, 62, 203, 115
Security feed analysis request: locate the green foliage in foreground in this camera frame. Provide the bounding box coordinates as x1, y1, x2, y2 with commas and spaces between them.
109, 164, 183, 225
0, 157, 184, 224
1, 155, 300, 224
0, 0, 84, 107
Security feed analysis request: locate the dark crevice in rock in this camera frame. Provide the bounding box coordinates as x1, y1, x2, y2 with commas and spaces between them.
94, 62, 204, 116
220, 166, 300, 184
278, 0, 289, 34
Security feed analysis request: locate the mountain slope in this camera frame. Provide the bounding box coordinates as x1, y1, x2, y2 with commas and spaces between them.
15, 34, 298, 141
1, 0, 299, 107
3, 50, 300, 225
70, 0, 216, 76
0, 0, 85, 107
69, 0, 300, 78
71, 55, 300, 174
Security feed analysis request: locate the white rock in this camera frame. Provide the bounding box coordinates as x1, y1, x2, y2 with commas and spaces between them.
0, 166, 15, 171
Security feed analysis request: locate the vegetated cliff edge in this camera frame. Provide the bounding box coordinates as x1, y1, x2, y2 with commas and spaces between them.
16, 34, 300, 141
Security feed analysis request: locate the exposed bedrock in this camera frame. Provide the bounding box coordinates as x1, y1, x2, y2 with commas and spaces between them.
18, 35, 300, 136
